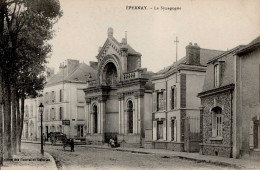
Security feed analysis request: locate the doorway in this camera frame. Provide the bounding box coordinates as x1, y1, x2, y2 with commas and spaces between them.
254, 121, 260, 149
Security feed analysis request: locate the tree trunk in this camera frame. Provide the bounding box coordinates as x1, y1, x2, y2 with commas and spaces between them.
19, 94, 25, 152
11, 85, 17, 154
16, 92, 20, 152
0, 0, 5, 165
3, 80, 12, 159
0, 69, 3, 165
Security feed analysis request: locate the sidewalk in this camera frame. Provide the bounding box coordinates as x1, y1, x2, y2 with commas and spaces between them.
1, 145, 57, 170
78, 144, 260, 169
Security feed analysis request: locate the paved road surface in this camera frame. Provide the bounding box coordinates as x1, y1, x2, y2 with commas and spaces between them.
22, 143, 235, 170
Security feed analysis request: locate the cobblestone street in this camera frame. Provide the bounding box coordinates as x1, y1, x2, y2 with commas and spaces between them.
22, 143, 235, 170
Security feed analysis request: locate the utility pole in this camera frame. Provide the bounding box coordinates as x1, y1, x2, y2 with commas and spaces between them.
174, 37, 179, 83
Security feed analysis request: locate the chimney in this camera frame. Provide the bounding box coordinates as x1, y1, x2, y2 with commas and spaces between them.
186, 42, 200, 65
107, 27, 113, 38
121, 38, 127, 45
64, 59, 79, 76
89, 61, 98, 70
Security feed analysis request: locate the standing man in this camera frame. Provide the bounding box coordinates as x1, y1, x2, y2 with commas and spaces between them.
70, 139, 74, 152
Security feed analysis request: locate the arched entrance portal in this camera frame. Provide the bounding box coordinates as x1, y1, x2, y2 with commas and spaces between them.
102, 62, 118, 85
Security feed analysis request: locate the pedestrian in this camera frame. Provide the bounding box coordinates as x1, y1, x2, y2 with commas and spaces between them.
70, 139, 74, 152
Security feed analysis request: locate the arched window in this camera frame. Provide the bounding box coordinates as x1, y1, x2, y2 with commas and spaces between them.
127, 100, 133, 134
102, 62, 118, 85
93, 105, 98, 133
212, 106, 222, 137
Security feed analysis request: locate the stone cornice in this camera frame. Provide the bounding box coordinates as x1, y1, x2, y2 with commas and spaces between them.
197, 84, 235, 98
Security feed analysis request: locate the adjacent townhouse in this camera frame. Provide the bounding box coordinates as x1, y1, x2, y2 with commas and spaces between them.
198, 36, 260, 158
22, 59, 97, 141
150, 43, 223, 152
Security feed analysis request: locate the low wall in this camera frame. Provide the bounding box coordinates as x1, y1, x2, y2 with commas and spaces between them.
200, 144, 232, 158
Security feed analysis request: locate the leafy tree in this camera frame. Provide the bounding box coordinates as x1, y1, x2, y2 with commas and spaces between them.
0, 0, 62, 160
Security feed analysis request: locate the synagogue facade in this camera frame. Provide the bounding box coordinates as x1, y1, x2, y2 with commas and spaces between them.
84, 28, 154, 147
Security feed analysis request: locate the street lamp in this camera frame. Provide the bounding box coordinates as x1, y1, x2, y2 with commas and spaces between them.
39, 102, 44, 156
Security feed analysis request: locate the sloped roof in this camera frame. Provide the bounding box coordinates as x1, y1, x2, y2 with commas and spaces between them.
156, 48, 224, 75
46, 63, 97, 86
110, 37, 142, 56
236, 36, 260, 55
200, 48, 224, 65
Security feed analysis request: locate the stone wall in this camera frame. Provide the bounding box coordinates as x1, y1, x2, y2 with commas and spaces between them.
200, 90, 233, 157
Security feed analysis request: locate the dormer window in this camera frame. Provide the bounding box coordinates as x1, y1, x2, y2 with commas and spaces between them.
214, 64, 220, 87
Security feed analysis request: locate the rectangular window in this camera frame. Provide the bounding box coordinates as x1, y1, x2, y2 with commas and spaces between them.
157, 92, 164, 111
60, 89, 63, 102
51, 91, 56, 103
77, 106, 85, 120
77, 89, 85, 103
171, 118, 177, 141
77, 125, 84, 137
157, 121, 163, 140
171, 87, 177, 109
214, 64, 220, 87
45, 92, 49, 104
59, 107, 64, 120
152, 92, 157, 112
51, 108, 55, 121
216, 114, 222, 137
44, 108, 49, 121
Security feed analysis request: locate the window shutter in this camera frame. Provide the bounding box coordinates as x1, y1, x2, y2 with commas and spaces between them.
174, 87, 177, 109
174, 119, 177, 141
249, 120, 254, 149
163, 120, 167, 140
163, 91, 167, 111
152, 92, 157, 112
153, 121, 157, 140
212, 112, 217, 137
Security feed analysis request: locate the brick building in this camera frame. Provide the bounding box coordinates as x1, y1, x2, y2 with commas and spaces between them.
198, 36, 260, 158
150, 43, 223, 152
84, 28, 154, 147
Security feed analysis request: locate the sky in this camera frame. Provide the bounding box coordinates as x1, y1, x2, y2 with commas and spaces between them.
48, 0, 260, 73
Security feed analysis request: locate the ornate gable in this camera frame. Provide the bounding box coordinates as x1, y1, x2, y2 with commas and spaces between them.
96, 38, 123, 62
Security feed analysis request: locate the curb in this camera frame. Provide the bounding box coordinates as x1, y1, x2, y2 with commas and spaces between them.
45, 152, 58, 170
79, 145, 243, 169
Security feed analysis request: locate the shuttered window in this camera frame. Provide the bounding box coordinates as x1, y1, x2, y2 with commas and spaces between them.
153, 121, 157, 140
77, 106, 85, 120
152, 92, 157, 112
50, 91, 56, 103
157, 92, 164, 111
77, 89, 85, 103
59, 107, 64, 120
171, 118, 177, 141
60, 89, 64, 102
50, 108, 55, 121
214, 64, 220, 87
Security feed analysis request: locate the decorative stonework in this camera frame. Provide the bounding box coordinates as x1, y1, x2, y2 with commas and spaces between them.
86, 98, 91, 104
134, 91, 144, 98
